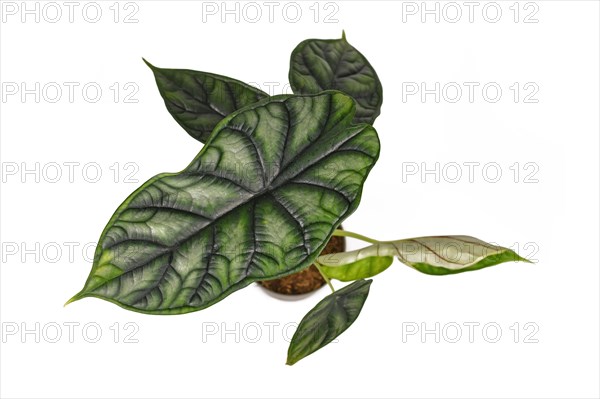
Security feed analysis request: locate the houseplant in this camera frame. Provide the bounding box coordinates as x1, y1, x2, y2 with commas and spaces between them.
67, 33, 530, 365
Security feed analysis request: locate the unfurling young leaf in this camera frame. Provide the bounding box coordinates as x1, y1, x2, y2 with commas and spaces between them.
318, 235, 532, 277
67, 91, 380, 314
287, 279, 372, 365
144, 59, 268, 143
289, 32, 383, 125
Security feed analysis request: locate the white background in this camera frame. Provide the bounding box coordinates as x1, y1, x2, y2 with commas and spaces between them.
1, 1, 599, 398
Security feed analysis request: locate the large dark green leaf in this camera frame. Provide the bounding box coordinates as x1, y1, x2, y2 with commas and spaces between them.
67, 92, 380, 314
144, 59, 268, 143
318, 235, 531, 276
289, 32, 383, 125
287, 279, 372, 365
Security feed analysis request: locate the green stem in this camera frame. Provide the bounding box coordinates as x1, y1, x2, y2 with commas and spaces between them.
332, 229, 380, 244
314, 262, 335, 293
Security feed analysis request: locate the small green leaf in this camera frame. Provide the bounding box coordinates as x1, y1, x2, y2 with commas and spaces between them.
318, 255, 393, 281
287, 279, 372, 365
318, 235, 531, 276
289, 33, 383, 125
144, 59, 268, 143
68, 91, 380, 314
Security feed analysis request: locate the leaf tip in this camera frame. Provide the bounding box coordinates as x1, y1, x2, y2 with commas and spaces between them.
341, 30, 347, 41
509, 249, 534, 264
519, 255, 535, 264
285, 356, 298, 366
142, 57, 155, 70
64, 293, 83, 307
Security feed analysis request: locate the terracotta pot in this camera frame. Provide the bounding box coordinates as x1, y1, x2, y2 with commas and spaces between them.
258, 228, 346, 295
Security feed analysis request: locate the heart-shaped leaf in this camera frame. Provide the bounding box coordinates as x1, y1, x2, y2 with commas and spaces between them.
67, 92, 380, 314
287, 279, 372, 365
318, 235, 531, 276
145, 59, 268, 143
289, 32, 383, 125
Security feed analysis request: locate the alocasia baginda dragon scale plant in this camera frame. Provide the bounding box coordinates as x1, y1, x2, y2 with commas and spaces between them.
68, 33, 530, 365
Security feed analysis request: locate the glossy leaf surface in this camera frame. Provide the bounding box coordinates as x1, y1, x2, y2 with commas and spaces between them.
289, 33, 383, 124
68, 92, 380, 314
287, 279, 372, 365
145, 59, 268, 143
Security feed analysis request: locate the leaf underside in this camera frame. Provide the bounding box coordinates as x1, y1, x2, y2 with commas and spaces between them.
289, 34, 383, 125
287, 279, 372, 365
318, 235, 531, 277
319, 255, 393, 281
69, 91, 380, 314
145, 59, 268, 143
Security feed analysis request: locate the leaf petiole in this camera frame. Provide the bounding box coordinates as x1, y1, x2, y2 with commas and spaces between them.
332, 229, 380, 244
314, 262, 335, 293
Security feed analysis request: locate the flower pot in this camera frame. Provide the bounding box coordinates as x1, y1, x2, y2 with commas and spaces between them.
258, 228, 346, 295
